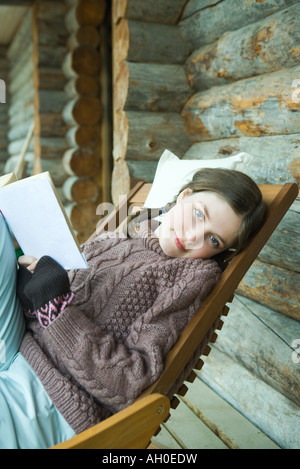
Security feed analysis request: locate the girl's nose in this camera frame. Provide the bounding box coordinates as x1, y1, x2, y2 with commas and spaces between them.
185, 225, 205, 248
185, 229, 197, 243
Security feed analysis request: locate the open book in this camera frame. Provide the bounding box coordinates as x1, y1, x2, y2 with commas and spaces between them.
0, 172, 88, 269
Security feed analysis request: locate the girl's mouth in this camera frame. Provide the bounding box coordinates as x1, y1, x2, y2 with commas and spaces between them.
174, 233, 186, 252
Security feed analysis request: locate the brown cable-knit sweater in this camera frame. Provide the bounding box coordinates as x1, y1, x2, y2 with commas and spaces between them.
20, 224, 221, 435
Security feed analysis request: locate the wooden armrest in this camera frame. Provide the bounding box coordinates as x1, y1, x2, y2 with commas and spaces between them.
52, 394, 170, 450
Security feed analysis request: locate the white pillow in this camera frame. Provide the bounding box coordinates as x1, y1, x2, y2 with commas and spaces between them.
144, 149, 253, 208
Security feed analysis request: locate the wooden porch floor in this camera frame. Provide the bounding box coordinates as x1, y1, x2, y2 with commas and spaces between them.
151, 376, 279, 449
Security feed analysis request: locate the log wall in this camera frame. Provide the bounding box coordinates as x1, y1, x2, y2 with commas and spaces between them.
112, 0, 192, 203
6, 8, 35, 176
179, 0, 300, 321
63, 0, 107, 242
112, 0, 300, 447
180, 0, 300, 446
4, 2, 69, 190
2, 0, 110, 244
0, 46, 8, 174
34, 1, 69, 183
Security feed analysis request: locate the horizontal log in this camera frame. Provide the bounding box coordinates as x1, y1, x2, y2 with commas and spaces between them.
113, 0, 187, 25
37, 20, 68, 47
9, 52, 33, 95
37, 0, 67, 21
65, 75, 100, 98
8, 120, 33, 142
0, 45, 7, 59
179, 0, 299, 49
8, 137, 34, 156
181, 0, 225, 19
0, 143, 8, 156
0, 116, 7, 132
65, 200, 99, 232
63, 46, 101, 78
114, 19, 190, 67
38, 45, 67, 68
182, 65, 300, 140
185, 3, 300, 90
65, 125, 101, 148
65, 0, 106, 32
214, 295, 300, 406
8, 103, 34, 130
63, 96, 101, 126
38, 67, 67, 91
40, 137, 68, 160
39, 113, 68, 138
63, 147, 100, 177
201, 336, 300, 448
67, 25, 100, 50
114, 61, 192, 113
38, 157, 68, 187
183, 134, 300, 189
258, 200, 300, 272
39, 90, 68, 114
0, 109, 7, 121
9, 80, 34, 115
0, 128, 7, 140
113, 110, 195, 162
62, 176, 100, 202
9, 43, 33, 90
126, 160, 156, 183
4, 153, 34, 174
7, 8, 32, 61
237, 259, 300, 321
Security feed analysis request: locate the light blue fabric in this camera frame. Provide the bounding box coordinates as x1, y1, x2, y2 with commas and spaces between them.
0, 212, 25, 371
0, 214, 75, 449
0, 353, 75, 449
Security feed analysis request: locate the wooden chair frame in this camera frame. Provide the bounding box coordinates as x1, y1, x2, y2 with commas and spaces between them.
53, 181, 298, 449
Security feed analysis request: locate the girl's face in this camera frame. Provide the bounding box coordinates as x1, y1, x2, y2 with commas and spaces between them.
155, 189, 242, 259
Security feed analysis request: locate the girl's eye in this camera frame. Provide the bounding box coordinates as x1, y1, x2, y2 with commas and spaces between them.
211, 236, 219, 248
195, 209, 204, 220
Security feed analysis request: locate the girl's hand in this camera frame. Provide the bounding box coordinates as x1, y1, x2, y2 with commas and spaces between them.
18, 255, 38, 272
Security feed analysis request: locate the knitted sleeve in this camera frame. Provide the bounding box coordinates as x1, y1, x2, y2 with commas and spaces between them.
41, 259, 221, 413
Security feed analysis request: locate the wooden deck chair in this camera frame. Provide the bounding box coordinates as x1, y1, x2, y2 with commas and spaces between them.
53, 180, 298, 449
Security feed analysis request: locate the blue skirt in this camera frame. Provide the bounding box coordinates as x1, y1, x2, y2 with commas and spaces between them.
0, 213, 75, 449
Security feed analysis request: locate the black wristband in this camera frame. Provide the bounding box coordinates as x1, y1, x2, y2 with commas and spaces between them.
23, 256, 71, 311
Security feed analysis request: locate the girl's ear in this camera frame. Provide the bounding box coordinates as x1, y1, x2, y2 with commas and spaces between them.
176, 187, 193, 203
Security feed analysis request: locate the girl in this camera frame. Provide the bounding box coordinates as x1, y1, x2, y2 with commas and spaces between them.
0, 168, 266, 449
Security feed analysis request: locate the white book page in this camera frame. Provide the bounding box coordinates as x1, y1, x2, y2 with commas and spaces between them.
0, 173, 88, 270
